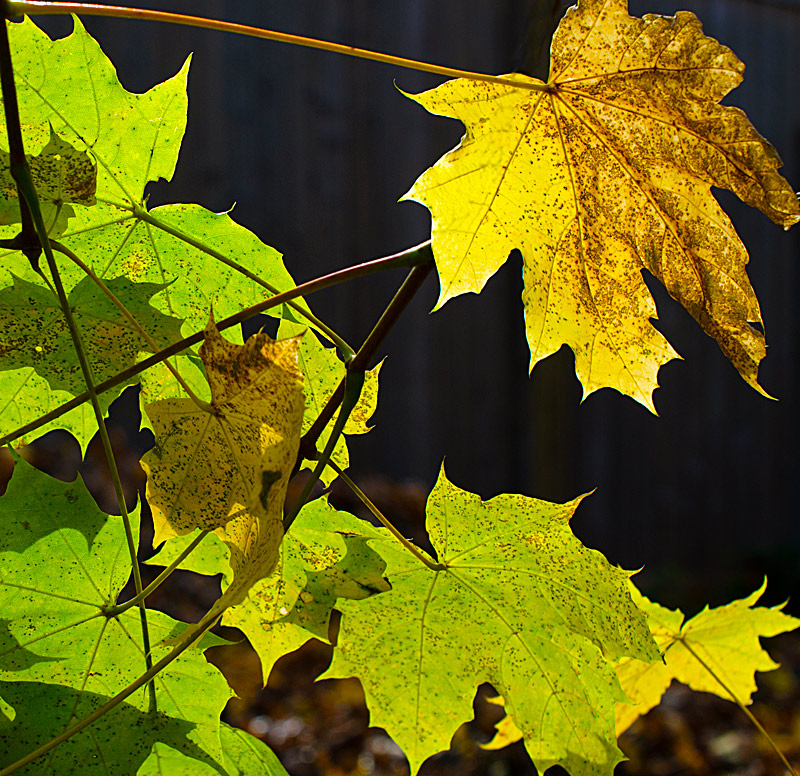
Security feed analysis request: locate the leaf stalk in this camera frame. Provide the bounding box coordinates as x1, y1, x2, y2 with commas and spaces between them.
6, 1, 551, 92
50, 239, 211, 411
104, 529, 211, 617
284, 368, 365, 529
677, 637, 798, 776
328, 461, 445, 571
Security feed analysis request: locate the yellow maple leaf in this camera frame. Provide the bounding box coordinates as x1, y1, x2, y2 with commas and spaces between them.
404, 0, 800, 410
142, 320, 305, 606
615, 581, 799, 734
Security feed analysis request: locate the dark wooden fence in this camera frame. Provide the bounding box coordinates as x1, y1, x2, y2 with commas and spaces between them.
41, 0, 800, 595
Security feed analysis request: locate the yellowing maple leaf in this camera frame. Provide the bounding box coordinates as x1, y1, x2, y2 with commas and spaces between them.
404, 0, 800, 409
323, 468, 658, 775
615, 581, 799, 734
142, 320, 305, 606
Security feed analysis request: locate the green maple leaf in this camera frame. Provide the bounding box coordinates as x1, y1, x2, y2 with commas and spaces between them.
0, 274, 183, 445
2, 17, 186, 206
0, 19, 308, 446
403, 0, 800, 409
615, 581, 800, 734
322, 468, 658, 775
151, 498, 390, 681
0, 457, 232, 771
279, 321, 381, 485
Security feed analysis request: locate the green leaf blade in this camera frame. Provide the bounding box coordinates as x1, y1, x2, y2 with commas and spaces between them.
5, 17, 188, 204
0, 458, 233, 771
323, 468, 657, 775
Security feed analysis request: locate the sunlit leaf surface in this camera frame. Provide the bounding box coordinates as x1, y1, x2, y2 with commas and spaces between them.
404, 0, 800, 409
615, 581, 800, 733
143, 323, 305, 608
0, 457, 232, 772
323, 468, 658, 775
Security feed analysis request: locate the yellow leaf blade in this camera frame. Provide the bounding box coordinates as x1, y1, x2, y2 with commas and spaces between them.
404, 0, 800, 408
614, 581, 800, 735
143, 321, 305, 607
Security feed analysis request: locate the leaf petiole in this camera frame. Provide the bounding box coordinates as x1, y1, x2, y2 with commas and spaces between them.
327, 461, 445, 572
104, 529, 211, 617
284, 367, 365, 529
50, 239, 212, 411
6, 1, 551, 93
675, 637, 798, 776
299, 252, 433, 461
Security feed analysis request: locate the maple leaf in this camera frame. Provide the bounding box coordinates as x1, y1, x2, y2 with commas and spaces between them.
0, 274, 183, 444
615, 581, 800, 734
322, 467, 658, 775
138, 723, 290, 776
403, 0, 800, 409
484, 581, 800, 746
142, 321, 305, 608
1, 17, 186, 206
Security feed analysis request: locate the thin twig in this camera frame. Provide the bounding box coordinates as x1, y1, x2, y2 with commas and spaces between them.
299, 251, 433, 462
284, 368, 365, 529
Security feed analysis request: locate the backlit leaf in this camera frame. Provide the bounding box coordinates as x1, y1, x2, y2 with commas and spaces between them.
322, 468, 658, 775
138, 723, 290, 776
151, 498, 390, 681
615, 581, 800, 734
1, 17, 186, 207
0, 274, 183, 445
404, 0, 800, 409
223, 499, 390, 678
0, 127, 96, 235
142, 322, 305, 608
0, 457, 232, 771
